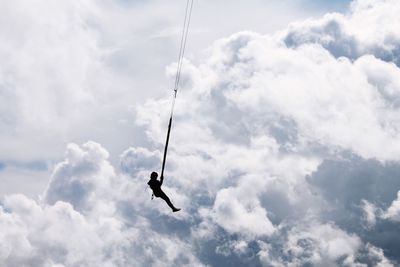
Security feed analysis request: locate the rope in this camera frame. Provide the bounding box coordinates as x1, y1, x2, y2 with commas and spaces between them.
160, 0, 194, 178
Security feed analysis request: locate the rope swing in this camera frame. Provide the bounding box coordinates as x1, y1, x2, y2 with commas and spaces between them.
160, 0, 194, 179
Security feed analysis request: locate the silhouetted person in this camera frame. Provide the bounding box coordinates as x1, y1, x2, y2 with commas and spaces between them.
147, 172, 180, 212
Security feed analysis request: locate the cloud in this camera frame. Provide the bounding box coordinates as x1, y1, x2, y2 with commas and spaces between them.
283, 0, 400, 65
0, 0, 336, 182
284, 223, 362, 266
1, 142, 204, 267
0, 0, 357, 198
383, 191, 400, 221
130, 0, 400, 264
208, 185, 275, 238
120, 146, 161, 175
361, 199, 377, 228
306, 157, 400, 262
1, 0, 400, 266
43, 141, 116, 215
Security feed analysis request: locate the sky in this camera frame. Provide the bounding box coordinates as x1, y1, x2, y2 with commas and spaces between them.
1, 0, 400, 266
0, 0, 351, 198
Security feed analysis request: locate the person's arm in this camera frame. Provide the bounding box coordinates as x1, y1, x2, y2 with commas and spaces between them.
160, 175, 164, 185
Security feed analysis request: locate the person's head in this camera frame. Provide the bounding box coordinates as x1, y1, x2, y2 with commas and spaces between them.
150, 172, 158, 179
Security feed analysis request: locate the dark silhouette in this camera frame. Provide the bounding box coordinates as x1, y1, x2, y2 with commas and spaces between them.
147, 172, 180, 212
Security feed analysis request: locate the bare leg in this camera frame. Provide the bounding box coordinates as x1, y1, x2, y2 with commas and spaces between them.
159, 191, 180, 212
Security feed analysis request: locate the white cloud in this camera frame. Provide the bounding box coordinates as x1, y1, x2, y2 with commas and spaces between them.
1, 0, 400, 266
1, 194, 121, 267
0, 142, 204, 267
131, 0, 400, 264
120, 146, 161, 175
43, 141, 116, 215
283, 0, 400, 64
361, 199, 377, 228
284, 223, 362, 266
0, 0, 339, 197
208, 185, 275, 238
383, 191, 400, 221
366, 244, 395, 267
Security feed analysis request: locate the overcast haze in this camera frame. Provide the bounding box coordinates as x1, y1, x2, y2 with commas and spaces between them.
2, 0, 400, 266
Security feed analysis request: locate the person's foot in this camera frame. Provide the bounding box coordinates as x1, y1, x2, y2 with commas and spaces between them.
172, 208, 181, 212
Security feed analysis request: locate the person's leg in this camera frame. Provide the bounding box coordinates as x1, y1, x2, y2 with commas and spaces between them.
159, 191, 180, 212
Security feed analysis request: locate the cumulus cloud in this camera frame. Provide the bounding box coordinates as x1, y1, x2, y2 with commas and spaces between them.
1, 142, 203, 267
361, 199, 377, 228
284, 223, 362, 266
383, 191, 400, 221
2, 0, 400, 266
120, 147, 161, 176
283, 0, 400, 65
131, 0, 400, 264
43, 141, 116, 215
208, 185, 275, 238
0, 0, 332, 198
